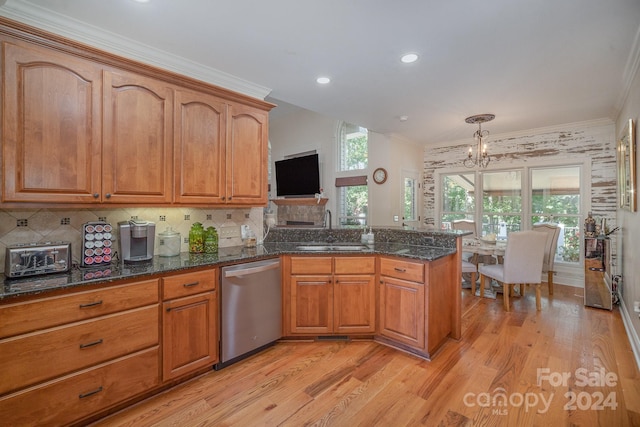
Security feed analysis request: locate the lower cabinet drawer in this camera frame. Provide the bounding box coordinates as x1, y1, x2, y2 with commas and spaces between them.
0, 347, 159, 426
379, 257, 424, 283
0, 305, 158, 395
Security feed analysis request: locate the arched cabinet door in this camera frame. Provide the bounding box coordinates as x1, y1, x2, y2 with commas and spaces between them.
102, 70, 173, 204
225, 103, 269, 205
2, 41, 102, 203
173, 89, 226, 204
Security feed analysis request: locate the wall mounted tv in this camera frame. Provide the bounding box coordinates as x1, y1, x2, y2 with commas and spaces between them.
275, 153, 320, 197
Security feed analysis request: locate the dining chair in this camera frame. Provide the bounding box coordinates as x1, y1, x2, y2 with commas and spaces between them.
452, 219, 477, 237
462, 260, 478, 295
532, 223, 561, 295
478, 230, 547, 311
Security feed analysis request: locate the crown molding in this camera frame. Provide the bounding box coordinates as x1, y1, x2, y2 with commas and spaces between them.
0, 0, 272, 100
615, 23, 640, 117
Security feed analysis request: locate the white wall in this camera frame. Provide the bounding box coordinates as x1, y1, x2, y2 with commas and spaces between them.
269, 107, 423, 227
615, 58, 640, 364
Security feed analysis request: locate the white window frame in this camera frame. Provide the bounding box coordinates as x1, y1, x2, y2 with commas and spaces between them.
435, 157, 591, 287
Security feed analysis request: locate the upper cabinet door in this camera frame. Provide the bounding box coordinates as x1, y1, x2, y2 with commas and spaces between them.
226, 103, 268, 205
102, 70, 173, 204
2, 42, 102, 203
174, 89, 226, 204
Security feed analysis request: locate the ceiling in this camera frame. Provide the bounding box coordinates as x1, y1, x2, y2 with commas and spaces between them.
2, 0, 639, 146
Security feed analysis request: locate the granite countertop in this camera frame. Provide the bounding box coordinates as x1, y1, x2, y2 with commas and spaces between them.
0, 240, 457, 300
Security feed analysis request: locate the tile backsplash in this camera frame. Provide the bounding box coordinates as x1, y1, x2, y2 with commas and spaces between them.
0, 207, 264, 274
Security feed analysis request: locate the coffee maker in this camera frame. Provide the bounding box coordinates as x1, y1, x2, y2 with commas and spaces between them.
118, 220, 155, 263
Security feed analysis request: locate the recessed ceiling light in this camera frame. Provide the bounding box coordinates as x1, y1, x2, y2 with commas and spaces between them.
132, 0, 150, 3
400, 53, 418, 64
316, 77, 331, 84
399, 115, 409, 122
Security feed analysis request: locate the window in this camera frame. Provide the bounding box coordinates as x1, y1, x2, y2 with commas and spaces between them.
439, 163, 583, 265
336, 122, 368, 225
530, 166, 581, 262
440, 173, 475, 230
338, 123, 368, 171
482, 170, 522, 238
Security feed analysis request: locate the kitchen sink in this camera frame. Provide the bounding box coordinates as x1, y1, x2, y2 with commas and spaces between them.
296, 244, 369, 251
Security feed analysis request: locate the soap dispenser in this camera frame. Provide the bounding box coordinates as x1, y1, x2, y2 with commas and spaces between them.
366, 227, 375, 244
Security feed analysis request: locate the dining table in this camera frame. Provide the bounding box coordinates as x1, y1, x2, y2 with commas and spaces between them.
461, 237, 507, 298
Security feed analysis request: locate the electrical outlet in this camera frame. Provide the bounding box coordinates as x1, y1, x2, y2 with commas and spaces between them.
219, 225, 241, 239
633, 301, 640, 313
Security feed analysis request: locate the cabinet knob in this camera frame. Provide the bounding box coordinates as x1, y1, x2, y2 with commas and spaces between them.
221, 196, 226, 201
93, 193, 99, 198
228, 196, 232, 200
105, 193, 111, 199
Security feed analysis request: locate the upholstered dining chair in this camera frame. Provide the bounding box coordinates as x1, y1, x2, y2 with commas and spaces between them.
452, 219, 477, 237
478, 230, 547, 311
532, 223, 561, 295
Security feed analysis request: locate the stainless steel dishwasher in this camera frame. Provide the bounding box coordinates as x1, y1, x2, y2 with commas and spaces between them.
215, 258, 282, 369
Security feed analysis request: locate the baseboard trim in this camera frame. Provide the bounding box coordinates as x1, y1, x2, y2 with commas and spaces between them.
620, 301, 640, 371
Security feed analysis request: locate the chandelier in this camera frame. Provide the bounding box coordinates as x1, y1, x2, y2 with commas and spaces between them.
463, 113, 495, 168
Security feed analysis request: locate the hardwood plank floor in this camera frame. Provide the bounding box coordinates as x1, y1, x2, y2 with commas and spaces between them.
91, 284, 640, 426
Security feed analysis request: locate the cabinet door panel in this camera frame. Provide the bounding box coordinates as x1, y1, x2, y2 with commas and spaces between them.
378, 276, 425, 349
334, 274, 375, 333
290, 275, 333, 334
163, 292, 218, 381
226, 103, 268, 204
2, 42, 102, 203
103, 70, 173, 203
174, 89, 226, 203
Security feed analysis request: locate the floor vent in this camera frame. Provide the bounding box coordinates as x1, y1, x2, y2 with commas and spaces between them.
316, 335, 349, 341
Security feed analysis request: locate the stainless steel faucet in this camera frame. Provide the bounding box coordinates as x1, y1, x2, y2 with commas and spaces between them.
324, 209, 332, 229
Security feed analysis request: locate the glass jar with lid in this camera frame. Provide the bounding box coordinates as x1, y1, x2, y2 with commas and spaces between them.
189, 222, 205, 253
158, 227, 181, 257
204, 226, 218, 254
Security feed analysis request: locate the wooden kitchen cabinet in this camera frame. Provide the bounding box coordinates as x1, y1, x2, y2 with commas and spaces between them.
162, 268, 218, 381
0, 278, 160, 425
174, 92, 269, 205
286, 256, 375, 335
0, 20, 273, 207
102, 69, 174, 204
378, 254, 457, 357
1, 40, 103, 203
225, 103, 269, 205
174, 88, 226, 204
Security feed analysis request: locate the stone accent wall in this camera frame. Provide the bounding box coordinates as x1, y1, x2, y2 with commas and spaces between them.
274, 204, 326, 226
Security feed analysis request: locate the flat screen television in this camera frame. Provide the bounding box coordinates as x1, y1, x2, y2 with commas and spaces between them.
275, 153, 320, 197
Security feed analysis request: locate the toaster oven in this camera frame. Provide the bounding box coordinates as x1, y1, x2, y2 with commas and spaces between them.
4, 242, 72, 278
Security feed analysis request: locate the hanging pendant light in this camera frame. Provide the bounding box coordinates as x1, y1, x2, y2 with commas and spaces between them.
463, 113, 495, 168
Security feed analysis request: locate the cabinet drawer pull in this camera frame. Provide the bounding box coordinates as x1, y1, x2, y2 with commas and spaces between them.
79, 300, 103, 308
394, 267, 407, 272
79, 338, 103, 349
183, 281, 199, 288
79, 386, 103, 399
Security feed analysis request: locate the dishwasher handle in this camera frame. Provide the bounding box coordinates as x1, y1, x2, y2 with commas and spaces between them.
224, 261, 280, 278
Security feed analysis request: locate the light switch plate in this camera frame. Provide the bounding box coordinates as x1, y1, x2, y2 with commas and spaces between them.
219, 225, 241, 239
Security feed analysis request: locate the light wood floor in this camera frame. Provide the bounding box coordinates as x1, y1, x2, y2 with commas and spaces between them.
92, 284, 640, 426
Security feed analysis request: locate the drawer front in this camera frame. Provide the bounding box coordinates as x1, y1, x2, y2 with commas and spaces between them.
0, 305, 158, 396
334, 256, 375, 274
0, 279, 159, 339
162, 269, 216, 300
0, 347, 159, 427
290, 256, 333, 275
380, 257, 424, 283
